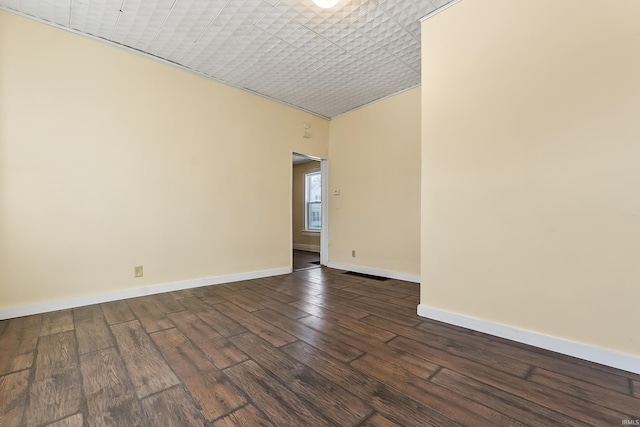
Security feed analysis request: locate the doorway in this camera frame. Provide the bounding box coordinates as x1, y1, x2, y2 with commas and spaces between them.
291, 152, 326, 271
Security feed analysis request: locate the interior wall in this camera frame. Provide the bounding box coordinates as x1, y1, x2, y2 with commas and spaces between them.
0, 11, 329, 311
329, 88, 421, 280
292, 162, 321, 252
421, 0, 640, 357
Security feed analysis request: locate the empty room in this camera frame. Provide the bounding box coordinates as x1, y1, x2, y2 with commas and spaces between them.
1, 0, 639, 426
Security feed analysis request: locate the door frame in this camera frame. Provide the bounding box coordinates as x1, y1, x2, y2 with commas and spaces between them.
320, 158, 328, 265
291, 152, 328, 270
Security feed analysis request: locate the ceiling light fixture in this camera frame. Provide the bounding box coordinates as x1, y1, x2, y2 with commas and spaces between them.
312, 0, 340, 9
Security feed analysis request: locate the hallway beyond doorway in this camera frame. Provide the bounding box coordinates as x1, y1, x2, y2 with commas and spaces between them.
292, 250, 320, 271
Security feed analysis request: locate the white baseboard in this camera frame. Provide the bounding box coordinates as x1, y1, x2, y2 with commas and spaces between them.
326, 262, 420, 283
293, 244, 320, 253
0, 267, 291, 320
417, 304, 640, 375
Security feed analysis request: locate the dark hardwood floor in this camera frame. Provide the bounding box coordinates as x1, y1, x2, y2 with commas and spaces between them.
1, 267, 638, 426
293, 249, 320, 271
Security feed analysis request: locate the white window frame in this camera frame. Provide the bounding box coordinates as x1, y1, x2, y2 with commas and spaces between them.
305, 170, 322, 232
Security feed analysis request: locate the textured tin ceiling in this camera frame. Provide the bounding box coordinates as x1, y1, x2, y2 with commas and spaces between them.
0, 0, 456, 118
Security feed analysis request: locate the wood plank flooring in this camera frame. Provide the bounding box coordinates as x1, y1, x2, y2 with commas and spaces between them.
292, 249, 320, 271
1, 267, 639, 426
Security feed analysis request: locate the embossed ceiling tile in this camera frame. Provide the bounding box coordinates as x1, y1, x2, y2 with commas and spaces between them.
254, 6, 299, 37
286, 25, 318, 48
286, 25, 345, 61
306, 0, 377, 38
109, 0, 174, 49
229, 42, 322, 89
307, 37, 343, 60
281, 77, 336, 103
70, 0, 121, 38
379, 0, 434, 36
20, 0, 70, 27
404, 20, 421, 38
319, 25, 359, 47
370, 64, 420, 91
299, 90, 364, 117
431, 0, 454, 8
412, 23, 422, 39
332, 28, 371, 52
306, 14, 349, 37
394, 52, 421, 72
0, 0, 19, 10
240, 63, 319, 97
349, 44, 396, 68
339, 62, 371, 77
204, 30, 281, 78
383, 33, 420, 70
312, 44, 345, 62
253, 48, 322, 81
351, 3, 386, 34
323, 51, 372, 77
0, 0, 458, 118
357, 9, 412, 47
18, 0, 41, 21
275, 0, 318, 26
147, 0, 227, 58
328, 0, 377, 25
178, 0, 270, 67
393, 42, 420, 62
379, 33, 413, 61
270, 66, 345, 98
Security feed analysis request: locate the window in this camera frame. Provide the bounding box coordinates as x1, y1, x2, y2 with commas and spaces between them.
305, 171, 322, 230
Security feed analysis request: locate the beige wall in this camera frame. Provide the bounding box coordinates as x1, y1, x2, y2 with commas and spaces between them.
329, 88, 421, 279
0, 11, 329, 310
421, 0, 640, 356
292, 161, 321, 252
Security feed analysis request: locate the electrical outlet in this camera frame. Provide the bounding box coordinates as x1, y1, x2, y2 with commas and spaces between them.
134, 266, 143, 278
352, 250, 356, 258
